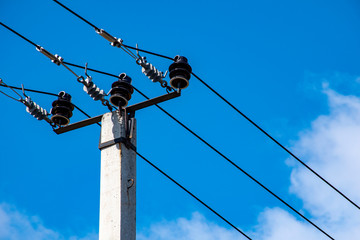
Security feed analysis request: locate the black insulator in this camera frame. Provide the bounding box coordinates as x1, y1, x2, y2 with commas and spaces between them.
109, 73, 134, 108
50, 91, 74, 126
169, 55, 192, 90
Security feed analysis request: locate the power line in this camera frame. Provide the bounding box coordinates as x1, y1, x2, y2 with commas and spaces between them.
0, 22, 38, 47
52, 0, 99, 30
61, 61, 334, 239
132, 147, 251, 240
47, 1, 360, 213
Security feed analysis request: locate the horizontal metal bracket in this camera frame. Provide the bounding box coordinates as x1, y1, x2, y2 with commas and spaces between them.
54, 91, 180, 134
54, 114, 103, 134
126, 90, 180, 112
98, 136, 136, 151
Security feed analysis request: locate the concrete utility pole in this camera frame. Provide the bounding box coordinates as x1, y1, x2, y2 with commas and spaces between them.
99, 111, 136, 240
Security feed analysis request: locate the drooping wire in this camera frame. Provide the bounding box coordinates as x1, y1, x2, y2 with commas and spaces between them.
0, 82, 100, 126
128, 147, 251, 240
61, 61, 334, 239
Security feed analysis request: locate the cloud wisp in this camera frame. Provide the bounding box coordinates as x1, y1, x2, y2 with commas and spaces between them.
137, 212, 240, 240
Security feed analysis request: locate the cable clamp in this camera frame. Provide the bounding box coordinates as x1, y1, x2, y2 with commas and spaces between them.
110, 38, 123, 48
95, 29, 123, 47
36, 46, 63, 65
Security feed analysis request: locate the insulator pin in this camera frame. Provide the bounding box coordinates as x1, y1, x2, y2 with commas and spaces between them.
109, 73, 134, 108
50, 91, 74, 126
169, 56, 192, 89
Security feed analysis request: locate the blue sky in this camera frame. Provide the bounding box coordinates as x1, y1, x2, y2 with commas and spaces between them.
1, 0, 360, 239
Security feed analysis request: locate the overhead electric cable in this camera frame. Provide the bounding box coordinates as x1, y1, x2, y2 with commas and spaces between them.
0, 22, 38, 47
61, 62, 334, 240
132, 148, 251, 240
52, 0, 99, 30
48, 0, 360, 212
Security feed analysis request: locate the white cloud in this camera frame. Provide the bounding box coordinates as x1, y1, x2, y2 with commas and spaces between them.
0, 203, 97, 240
0, 203, 60, 240
137, 212, 239, 240
252, 207, 324, 240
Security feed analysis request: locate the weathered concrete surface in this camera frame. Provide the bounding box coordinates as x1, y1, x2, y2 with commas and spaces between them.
99, 112, 136, 240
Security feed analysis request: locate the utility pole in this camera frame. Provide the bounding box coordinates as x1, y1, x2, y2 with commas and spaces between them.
98, 111, 136, 240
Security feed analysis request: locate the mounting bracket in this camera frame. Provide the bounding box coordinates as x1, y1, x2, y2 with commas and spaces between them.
54, 90, 180, 134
